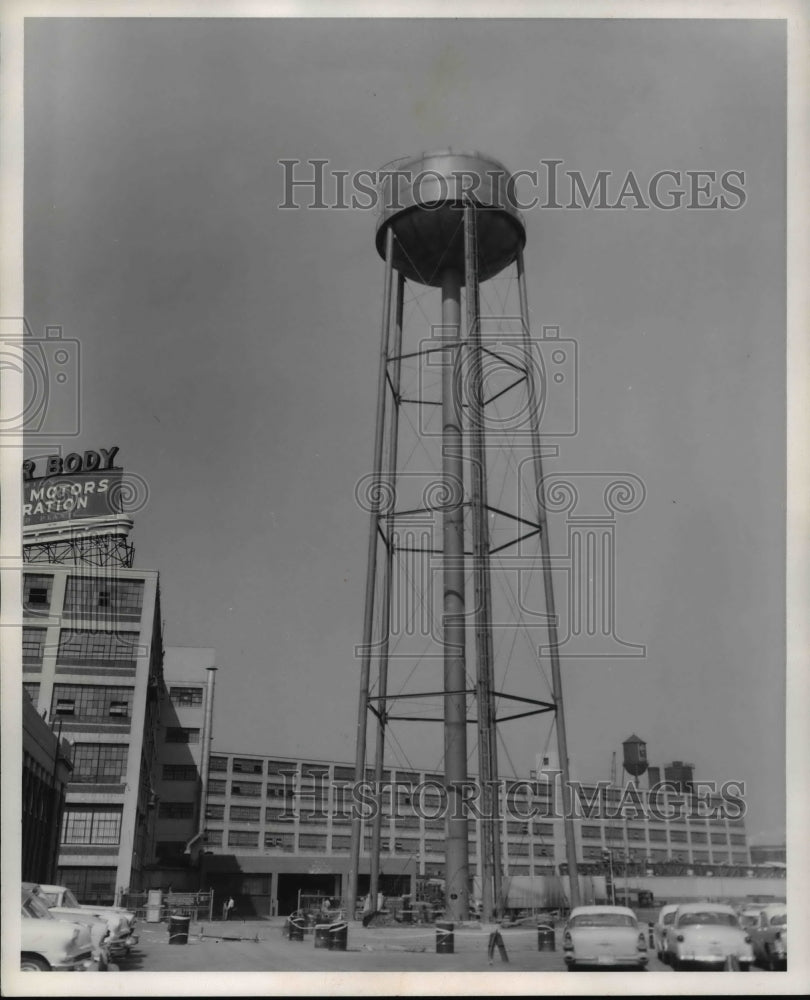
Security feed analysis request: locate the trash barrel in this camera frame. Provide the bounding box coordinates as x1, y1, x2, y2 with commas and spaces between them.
537, 924, 556, 951
168, 914, 190, 945
314, 924, 331, 949
436, 921, 454, 954
288, 915, 305, 941
327, 921, 348, 952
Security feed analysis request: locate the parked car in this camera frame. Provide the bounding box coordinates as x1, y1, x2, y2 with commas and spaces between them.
23, 882, 112, 968
653, 903, 680, 962
562, 905, 648, 971
36, 883, 138, 959
21, 885, 99, 971
666, 902, 754, 970
748, 903, 787, 970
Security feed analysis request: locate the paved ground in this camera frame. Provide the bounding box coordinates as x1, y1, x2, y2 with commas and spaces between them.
118, 916, 672, 974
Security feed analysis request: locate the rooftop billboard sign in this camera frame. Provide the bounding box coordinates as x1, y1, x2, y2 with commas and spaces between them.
22, 447, 124, 526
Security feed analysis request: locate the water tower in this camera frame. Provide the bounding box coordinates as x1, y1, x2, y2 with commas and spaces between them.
622, 734, 649, 786
347, 151, 581, 922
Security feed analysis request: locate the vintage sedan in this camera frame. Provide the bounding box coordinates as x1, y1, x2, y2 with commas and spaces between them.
748, 903, 787, 970
653, 903, 680, 962
563, 905, 648, 971
21, 885, 99, 971
37, 883, 138, 958
666, 902, 754, 970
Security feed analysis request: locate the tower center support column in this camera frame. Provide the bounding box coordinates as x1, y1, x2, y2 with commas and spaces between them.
440, 267, 470, 922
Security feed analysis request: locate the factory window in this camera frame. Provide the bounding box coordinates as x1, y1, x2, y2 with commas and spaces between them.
710, 832, 728, 844
731, 853, 749, 864
266, 760, 297, 776
627, 827, 646, 841
533, 822, 555, 836
162, 764, 198, 781
333, 766, 355, 782
228, 830, 259, 848
507, 821, 528, 835
63, 577, 145, 622
51, 684, 134, 722
670, 829, 688, 843
649, 828, 667, 841
158, 802, 194, 819
424, 840, 444, 854
393, 839, 420, 854
264, 832, 294, 851
299, 833, 327, 851
692, 850, 710, 862
712, 852, 730, 864
61, 806, 123, 845
204, 829, 222, 846
207, 779, 227, 796
648, 848, 668, 861
395, 770, 419, 784
169, 686, 204, 707
57, 628, 140, 668
604, 826, 624, 841
56, 867, 117, 907
23, 682, 40, 706
165, 727, 200, 744
208, 756, 228, 772
330, 835, 351, 852
231, 781, 262, 797
729, 834, 747, 846
206, 804, 225, 820
230, 805, 261, 823
23, 574, 53, 614
508, 842, 529, 856
22, 627, 47, 667
533, 845, 553, 857
72, 744, 128, 783
583, 846, 606, 860
233, 758, 264, 775
393, 816, 420, 829
265, 806, 294, 823
508, 864, 530, 875
690, 831, 707, 844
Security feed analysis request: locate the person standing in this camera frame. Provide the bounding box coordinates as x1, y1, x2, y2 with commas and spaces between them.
223, 896, 235, 921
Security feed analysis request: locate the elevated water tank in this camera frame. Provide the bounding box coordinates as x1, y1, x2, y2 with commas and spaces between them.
374, 149, 526, 287
622, 735, 649, 778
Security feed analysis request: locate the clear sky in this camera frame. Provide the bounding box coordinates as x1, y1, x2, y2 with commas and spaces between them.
22, 15, 787, 844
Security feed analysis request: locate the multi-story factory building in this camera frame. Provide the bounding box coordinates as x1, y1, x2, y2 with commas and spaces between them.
21, 448, 216, 904
198, 750, 755, 918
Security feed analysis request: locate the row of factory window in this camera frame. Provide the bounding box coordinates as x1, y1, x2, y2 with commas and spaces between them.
22, 626, 142, 669
23, 573, 145, 621
579, 824, 746, 845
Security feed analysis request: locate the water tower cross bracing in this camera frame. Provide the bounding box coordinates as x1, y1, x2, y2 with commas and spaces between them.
348, 150, 581, 922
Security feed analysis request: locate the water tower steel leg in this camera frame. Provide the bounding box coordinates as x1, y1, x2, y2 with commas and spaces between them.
441, 266, 470, 922
348, 226, 395, 920
464, 200, 501, 922
369, 272, 405, 903
516, 248, 581, 910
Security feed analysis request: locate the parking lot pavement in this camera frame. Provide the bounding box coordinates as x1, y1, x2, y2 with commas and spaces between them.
115, 918, 675, 974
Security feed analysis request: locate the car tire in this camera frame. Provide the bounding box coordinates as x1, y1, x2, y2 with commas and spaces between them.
21, 955, 50, 971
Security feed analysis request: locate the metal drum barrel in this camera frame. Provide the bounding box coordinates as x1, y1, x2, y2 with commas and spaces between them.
435, 921, 455, 954
537, 924, 556, 951
314, 924, 331, 949
327, 921, 348, 951
168, 914, 190, 945
288, 915, 305, 941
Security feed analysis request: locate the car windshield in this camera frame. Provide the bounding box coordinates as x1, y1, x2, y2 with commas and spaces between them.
769, 913, 787, 926
740, 913, 759, 927
21, 891, 54, 920
62, 888, 81, 907
662, 912, 676, 925
569, 913, 636, 928
678, 912, 738, 927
